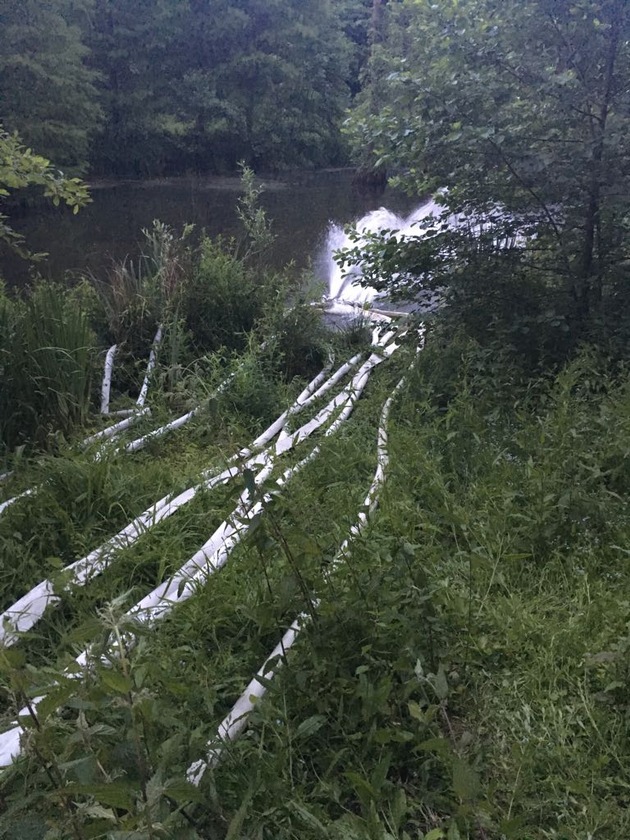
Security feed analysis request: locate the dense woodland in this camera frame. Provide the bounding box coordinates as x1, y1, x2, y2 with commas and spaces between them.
1, 1, 630, 838
0, 0, 373, 176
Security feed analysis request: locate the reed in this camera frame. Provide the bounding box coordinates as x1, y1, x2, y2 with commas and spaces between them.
0, 282, 95, 451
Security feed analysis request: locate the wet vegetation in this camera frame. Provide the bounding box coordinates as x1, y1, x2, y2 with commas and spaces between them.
1, 0, 630, 838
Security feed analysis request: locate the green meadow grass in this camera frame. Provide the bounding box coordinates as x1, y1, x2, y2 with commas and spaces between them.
2, 321, 630, 839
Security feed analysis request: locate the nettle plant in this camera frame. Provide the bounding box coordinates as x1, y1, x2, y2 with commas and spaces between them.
0, 603, 203, 839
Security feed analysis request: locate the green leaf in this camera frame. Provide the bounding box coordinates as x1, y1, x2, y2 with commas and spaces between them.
296, 714, 326, 740
452, 757, 480, 802
34, 682, 76, 723
0, 648, 26, 671
81, 804, 117, 821
243, 468, 257, 496
415, 737, 451, 757
163, 779, 205, 805
65, 782, 137, 811
287, 801, 327, 835
345, 771, 377, 809
329, 814, 366, 840
100, 669, 132, 694
499, 816, 526, 838
433, 665, 449, 700
391, 788, 407, 832
226, 787, 254, 840
447, 823, 461, 840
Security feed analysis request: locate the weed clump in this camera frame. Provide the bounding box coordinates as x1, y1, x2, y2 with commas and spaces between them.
0, 282, 95, 451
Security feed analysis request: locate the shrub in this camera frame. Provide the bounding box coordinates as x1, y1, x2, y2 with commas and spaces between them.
181, 236, 274, 355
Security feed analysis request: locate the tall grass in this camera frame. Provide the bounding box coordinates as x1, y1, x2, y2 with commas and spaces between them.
3, 171, 629, 837
0, 282, 95, 451
2, 336, 629, 838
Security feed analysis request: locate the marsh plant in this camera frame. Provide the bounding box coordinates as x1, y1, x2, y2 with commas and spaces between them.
0, 283, 95, 451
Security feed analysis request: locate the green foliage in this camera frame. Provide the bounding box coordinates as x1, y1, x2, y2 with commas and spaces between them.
0, 446, 193, 614
86, 0, 182, 177
82, 0, 358, 176
171, 0, 353, 173
2, 326, 630, 837
0, 0, 371, 177
181, 236, 271, 355
0, 282, 96, 451
96, 220, 194, 347
346, 0, 630, 348
212, 348, 288, 430
0, 0, 101, 173
0, 608, 203, 838
0, 199, 328, 458
381, 337, 630, 837
338, 0, 373, 97
235, 163, 276, 264
338, 216, 579, 370
260, 297, 329, 381
0, 127, 91, 259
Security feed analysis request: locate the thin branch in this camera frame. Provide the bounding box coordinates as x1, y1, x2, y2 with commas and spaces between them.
487, 139, 574, 279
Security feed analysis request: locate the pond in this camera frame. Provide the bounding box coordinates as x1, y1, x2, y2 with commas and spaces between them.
1, 169, 419, 290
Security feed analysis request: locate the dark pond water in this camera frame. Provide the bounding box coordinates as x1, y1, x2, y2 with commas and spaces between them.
1, 170, 418, 290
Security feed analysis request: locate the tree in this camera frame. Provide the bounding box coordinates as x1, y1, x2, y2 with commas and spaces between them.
0, 0, 101, 172
0, 0, 369, 177
346, 0, 392, 185
173, 0, 353, 172
347, 0, 630, 333
0, 127, 90, 258
338, 0, 373, 97
84, 0, 356, 175
86, 0, 182, 177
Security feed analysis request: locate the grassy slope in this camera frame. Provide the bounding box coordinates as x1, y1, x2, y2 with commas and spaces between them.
1, 334, 630, 839
180, 339, 630, 840
380, 341, 630, 839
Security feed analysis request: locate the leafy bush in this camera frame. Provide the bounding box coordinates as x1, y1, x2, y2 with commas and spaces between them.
181, 236, 272, 355
95, 221, 194, 349
212, 348, 288, 431
261, 297, 329, 382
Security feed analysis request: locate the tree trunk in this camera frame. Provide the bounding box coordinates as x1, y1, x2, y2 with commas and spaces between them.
578, 1, 622, 319
355, 0, 389, 191
370, 0, 387, 47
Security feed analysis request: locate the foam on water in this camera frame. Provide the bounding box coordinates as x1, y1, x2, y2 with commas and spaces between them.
323, 199, 443, 309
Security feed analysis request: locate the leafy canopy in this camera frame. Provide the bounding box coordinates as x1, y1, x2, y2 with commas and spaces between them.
0, 0, 101, 172
346, 0, 630, 344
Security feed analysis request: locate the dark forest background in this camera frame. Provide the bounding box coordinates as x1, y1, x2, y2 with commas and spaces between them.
0, 0, 375, 178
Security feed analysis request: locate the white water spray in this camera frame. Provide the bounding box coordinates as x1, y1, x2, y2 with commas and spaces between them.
322, 198, 445, 314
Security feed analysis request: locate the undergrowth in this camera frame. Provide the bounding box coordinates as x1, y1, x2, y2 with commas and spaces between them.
1, 331, 629, 839
0, 165, 328, 460
2, 161, 628, 838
